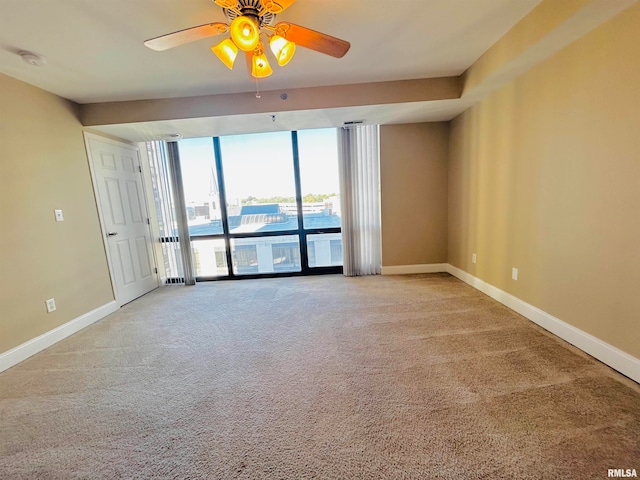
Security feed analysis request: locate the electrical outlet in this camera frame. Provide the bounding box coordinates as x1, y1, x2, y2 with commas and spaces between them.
512, 268, 518, 281
45, 298, 56, 313
54, 209, 64, 222
472, 253, 477, 264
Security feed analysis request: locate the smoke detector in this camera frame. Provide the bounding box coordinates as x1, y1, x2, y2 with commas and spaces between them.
19, 51, 46, 67
159, 133, 183, 141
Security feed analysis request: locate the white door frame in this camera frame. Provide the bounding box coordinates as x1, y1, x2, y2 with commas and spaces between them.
84, 132, 159, 306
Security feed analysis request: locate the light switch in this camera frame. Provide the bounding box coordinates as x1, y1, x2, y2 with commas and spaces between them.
45, 298, 56, 313
54, 209, 64, 222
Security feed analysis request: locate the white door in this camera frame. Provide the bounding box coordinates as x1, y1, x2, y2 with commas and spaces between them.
85, 134, 158, 306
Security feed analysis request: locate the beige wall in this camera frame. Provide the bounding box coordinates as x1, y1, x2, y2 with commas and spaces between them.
0, 74, 114, 353
448, 5, 640, 358
380, 123, 449, 267
80, 77, 461, 127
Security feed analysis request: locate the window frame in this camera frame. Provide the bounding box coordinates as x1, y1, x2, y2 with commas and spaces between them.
163, 130, 343, 281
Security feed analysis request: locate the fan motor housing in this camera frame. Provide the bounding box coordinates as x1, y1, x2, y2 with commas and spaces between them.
224, 0, 275, 27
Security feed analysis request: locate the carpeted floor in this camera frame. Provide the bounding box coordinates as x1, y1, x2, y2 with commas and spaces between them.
1, 273, 638, 479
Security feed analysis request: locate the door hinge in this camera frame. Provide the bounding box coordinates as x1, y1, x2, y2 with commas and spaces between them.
154, 267, 158, 274
138, 165, 142, 173
146, 218, 150, 225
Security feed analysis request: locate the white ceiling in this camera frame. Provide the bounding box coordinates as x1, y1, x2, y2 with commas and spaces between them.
0, 0, 542, 138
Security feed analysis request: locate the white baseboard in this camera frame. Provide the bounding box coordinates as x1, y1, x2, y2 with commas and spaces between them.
3, 269, 638, 385
381, 263, 449, 275
446, 264, 640, 384
0, 301, 119, 373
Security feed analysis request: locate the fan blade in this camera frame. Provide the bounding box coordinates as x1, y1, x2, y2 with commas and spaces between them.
144, 22, 229, 51
261, 0, 297, 14
274, 22, 350, 58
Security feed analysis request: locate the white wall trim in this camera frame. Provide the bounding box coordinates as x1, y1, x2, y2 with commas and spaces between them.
0, 301, 118, 373
381, 263, 449, 275
4, 266, 638, 384
446, 264, 640, 384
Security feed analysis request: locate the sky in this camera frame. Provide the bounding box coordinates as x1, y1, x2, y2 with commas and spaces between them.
178, 128, 340, 204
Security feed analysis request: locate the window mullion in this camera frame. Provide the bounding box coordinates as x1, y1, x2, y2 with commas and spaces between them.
291, 131, 309, 273
212, 137, 236, 278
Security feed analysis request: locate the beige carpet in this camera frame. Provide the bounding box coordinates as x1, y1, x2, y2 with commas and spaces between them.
1, 273, 639, 479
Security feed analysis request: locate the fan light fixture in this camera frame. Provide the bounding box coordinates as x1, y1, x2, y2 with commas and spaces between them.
269, 35, 296, 66
212, 38, 238, 69
220, 14, 286, 75
230, 15, 260, 52
251, 43, 273, 78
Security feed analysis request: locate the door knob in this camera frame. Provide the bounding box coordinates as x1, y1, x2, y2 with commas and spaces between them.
107, 232, 118, 237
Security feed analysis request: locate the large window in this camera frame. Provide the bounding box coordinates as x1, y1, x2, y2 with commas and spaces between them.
297, 128, 341, 230
307, 233, 343, 268
220, 132, 299, 233
178, 138, 224, 236
173, 128, 342, 280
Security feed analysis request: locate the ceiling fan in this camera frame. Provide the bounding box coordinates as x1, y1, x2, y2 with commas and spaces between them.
144, 0, 351, 79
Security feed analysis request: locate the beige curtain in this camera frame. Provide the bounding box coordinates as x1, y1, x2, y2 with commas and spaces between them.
165, 142, 196, 285
145, 141, 197, 285
337, 124, 381, 276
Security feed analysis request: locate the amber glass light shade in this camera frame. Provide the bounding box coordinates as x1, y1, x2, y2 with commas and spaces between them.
230, 15, 260, 52
212, 38, 238, 69
251, 51, 273, 78
269, 35, 296, 66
